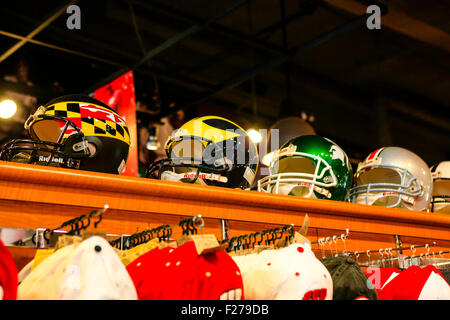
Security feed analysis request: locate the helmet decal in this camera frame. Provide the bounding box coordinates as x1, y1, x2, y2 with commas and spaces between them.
45, 102, 130, 145
279, 144, 296, 157
367, 148, 384, 161
329, 145, 348, 167
203, 118, 240, 131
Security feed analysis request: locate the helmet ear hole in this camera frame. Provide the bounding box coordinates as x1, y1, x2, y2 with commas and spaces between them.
85, 136, 102, 158
88, 142, 97, 157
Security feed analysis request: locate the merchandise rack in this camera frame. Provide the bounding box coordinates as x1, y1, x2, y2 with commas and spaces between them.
1, 161, 449, 270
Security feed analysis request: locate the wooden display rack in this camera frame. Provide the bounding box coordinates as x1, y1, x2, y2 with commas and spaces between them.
1, 161, 449, 270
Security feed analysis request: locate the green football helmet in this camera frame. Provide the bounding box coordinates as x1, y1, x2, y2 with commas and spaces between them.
258, 135, 353, 201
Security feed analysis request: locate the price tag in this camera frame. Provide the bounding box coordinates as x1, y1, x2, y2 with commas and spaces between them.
177, 234, 227, 255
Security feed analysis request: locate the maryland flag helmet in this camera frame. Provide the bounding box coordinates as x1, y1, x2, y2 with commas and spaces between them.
0, 94, 130, 174
147, 115, 259, 189
258, 135, 353, 201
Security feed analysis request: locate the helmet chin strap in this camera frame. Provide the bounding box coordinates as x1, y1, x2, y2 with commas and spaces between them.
272, 183, 318, 199
160, 170, 202, 184
433, 201, 450, 213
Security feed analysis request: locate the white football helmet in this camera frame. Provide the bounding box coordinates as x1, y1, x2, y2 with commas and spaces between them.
348, 147, 433, 211
430, 161, 450, 213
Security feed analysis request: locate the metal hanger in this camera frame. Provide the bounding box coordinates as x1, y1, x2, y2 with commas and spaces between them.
366, 250, 372, 266
223, 225, 296, 253
354, 251, 360, 264
258, 231, 266, 246
326, 237, 333, 256
318, 238, 326, 259
378, 248, 384, 267
29, 205, 108, 246
249, 232, 258, 248
340, 233, 348, 256
332, 236, 338, 257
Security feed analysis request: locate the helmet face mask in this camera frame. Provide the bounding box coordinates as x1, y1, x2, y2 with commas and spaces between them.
348, 164, 423, 209
257, 135, 353, 201
258, 151, 338, 199
0, 94, 131, 175
147, 154, 231, 185
349, 147, 433, 211
147, 116, 258, 189
1, 113, 90, 168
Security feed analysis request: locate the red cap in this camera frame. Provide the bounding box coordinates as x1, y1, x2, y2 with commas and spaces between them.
379, 265, 450, 300
126, 241, 244, 300
0, 239, 18, 300
365, 267, 401, 295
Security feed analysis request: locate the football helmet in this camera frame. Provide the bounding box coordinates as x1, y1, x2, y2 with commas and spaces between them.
348, 147, 433, 211
146, 115, 259, 189
0, 94, 130, 174
257, 135, 353, 201
430, 161, 450, 213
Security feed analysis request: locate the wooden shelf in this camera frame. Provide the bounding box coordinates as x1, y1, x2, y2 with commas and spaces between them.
1, 160, 449, 271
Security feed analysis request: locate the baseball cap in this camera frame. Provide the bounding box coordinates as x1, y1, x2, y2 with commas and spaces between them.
18, 236, 137, 300
320, 255, 378, 300
232, 252, 263, 278
379, 265, 450, 300
18, 260, 33, 283
126, 240, 244, 300
0, 239, 18, 300
365, 267, 401, 295
234, 243, 333, 300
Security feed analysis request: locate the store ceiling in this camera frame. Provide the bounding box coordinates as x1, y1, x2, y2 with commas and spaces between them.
0, 0, 449, 165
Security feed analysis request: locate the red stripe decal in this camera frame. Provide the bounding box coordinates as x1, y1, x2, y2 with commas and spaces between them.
79, 104, 125, 125
367, 148, 383, 161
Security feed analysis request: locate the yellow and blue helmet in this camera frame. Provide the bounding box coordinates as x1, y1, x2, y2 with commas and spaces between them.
147, 115, 259, 189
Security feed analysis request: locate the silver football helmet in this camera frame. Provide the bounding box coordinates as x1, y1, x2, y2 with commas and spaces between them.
348, 147, 433, 211
430, 161, 450, 213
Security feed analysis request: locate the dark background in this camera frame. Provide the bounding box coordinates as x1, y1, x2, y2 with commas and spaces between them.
0, 0, 449, 170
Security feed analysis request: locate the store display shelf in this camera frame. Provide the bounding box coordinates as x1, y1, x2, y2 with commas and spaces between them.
0, 161, 449, 255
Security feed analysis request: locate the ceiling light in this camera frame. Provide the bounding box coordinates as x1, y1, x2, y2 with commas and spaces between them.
247, 128, 262, 144
0, 99, 17, 119
146, 127, 160, 151
146, 139, 160, 151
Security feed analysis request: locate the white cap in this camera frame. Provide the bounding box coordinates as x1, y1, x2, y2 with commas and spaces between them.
17, 260, 33, 283
231, 253, 262, 278
418, 267, 450, 300
233, 243, 333, 300
18, 236, 137, 300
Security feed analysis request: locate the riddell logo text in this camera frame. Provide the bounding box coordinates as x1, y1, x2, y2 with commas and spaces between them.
382, 192, 399, 196
38, 155, 64, 164
184, 173, 211, 179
